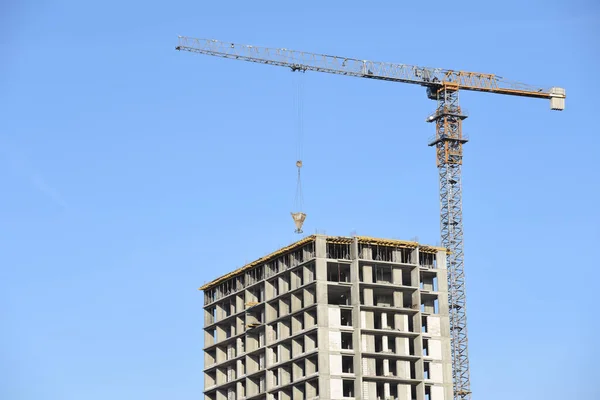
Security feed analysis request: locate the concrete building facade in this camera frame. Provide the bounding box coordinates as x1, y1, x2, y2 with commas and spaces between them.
201, 235, 452, 400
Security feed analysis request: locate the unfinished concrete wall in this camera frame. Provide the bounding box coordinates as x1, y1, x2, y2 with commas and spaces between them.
201, 236, 452, 400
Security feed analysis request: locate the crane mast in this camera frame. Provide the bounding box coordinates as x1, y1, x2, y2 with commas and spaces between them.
177, 36, 565, 400
427, 85, 471, 397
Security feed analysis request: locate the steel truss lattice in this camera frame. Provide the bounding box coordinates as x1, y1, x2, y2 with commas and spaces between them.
428, 86, 471, 400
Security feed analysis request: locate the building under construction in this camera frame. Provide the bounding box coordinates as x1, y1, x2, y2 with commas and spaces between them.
200, 235, 452, 400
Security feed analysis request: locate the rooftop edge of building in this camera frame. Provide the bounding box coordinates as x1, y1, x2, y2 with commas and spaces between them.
199, 234, 446, 292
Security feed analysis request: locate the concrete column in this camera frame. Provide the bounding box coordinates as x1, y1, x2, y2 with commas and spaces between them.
384, 382, 391, 398
315, 235, 327, 259
367, 382, 377, 399
364, 288, 373, 306
392, 267, 403, 284
363, 265, 373, 283
411, 248, 418, 264
395, 314, 406, 331
362, 246, 373, 260
351, 237, 364, 400
381, 312, 388, 329
398, 383, 411, 400
435, 249, 453, 400
394, 291, 403, 308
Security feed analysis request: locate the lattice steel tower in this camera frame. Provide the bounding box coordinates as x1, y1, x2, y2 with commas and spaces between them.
427, 85, 470, 397
176, 36, 566, 400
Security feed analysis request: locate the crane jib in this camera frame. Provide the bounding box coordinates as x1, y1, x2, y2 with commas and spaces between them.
176, 37, 565, 108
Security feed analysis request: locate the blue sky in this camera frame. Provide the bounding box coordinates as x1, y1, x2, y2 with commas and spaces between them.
1, 1, 598, 399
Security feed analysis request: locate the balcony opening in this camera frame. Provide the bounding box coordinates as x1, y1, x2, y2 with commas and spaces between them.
375, 359, 384, 376
272, 347, 278, 364
295, 359, 306, 380
272, 370, 279, 387
206, 370, 216, 387
374, 293, 393, 307
390, 383, 398, 398
341, 332, 353, 350
327, 262, 351, 282
305, 263, 315, 283
294, 384, 305, 399
280, 297, 291, 317
342, 355, 354, 373
423, 338, 429, 356
374, 265, 392, 284
306, 355, 319, 375
281, 274, 290, 293
206, 349, 216, 366
205, 288, 215, 305
207, 306, 216, 324
420, 273, 438, 292
419, 252, 437, 269
374, 312, 382, 329
396, 247, 413, 263
258, 330, 265, 347
422, 316, 428, 333
389, 360, 397, 376
376, 382, 385, 399
340, 309, 353, 327
327, 243, 351, 260
306, 333, 318, 352
408, 315, 415, 332
328, 286, 351, 306
388, 338, 396, 353
425, 385, 431, 400
224, 301, 234, 317
292, 313, 304, 331
307, 379, 319, 397
342, 380, 354, 397
248, 287, 264, 303
292, 268, 304, 288
270, 279, 279, 297
228, 325, 236, 339
281, 388, 292, 399
246, 265, 264, 286
383, 313, 393, 330
402, 270, 412, 286
271, 303, 279, 319
292, 292, 304, 311
375, 336, 383, 353
424, 361, 430, 379
403, 293, 412, 308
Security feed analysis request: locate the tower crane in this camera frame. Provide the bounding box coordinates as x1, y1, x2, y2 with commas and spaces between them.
176, 36, 566, 400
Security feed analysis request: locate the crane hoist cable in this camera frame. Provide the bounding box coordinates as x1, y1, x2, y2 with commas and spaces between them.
291, 71, 306, 234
